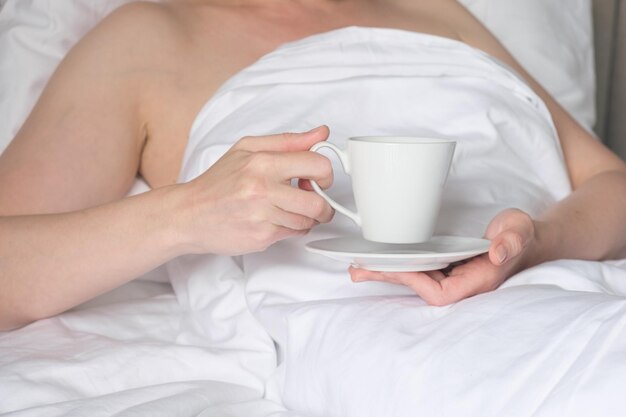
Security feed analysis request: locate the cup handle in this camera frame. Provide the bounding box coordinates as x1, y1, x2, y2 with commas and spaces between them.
309, 142, 362, 226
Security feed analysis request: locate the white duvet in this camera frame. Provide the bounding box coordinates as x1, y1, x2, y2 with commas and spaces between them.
1, 27, 626, 417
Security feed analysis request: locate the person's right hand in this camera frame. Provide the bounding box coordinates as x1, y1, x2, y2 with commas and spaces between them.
178, 126, 334, 256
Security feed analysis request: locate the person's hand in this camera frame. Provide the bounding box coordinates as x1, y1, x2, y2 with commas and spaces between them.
179, 126, 334, 255
349, 208, 540, 305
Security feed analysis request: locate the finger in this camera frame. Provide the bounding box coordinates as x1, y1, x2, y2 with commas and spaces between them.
270, 184, 334, 223
269, 224, 309, 245
351, 266, 486, 306
298, 178, 314, 191
234, 125, 330, 153
380, 269, 478, 306
424, 269, 448, 282
269, 151, 334, 187
350, 267, 446, 300
269, 206, 317, 231
297, 178, 334, 191
484, 208, 532, 239
349, 267, 404, 284
251, 223, 308, 252
426, 275, 484, 305
298, 175, 334, 191
381, 271, 451, 304
428, 255, 504, 304
488, 230, 525, 266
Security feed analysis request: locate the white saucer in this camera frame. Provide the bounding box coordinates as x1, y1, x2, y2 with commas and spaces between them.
305, 235, 491, 272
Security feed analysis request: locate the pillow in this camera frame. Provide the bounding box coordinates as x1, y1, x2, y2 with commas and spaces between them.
0, 0, 595, 152
0, 0, 136, 153
460, 0, 596, 130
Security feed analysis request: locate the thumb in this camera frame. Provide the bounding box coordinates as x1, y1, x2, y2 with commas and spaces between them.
488, 230, 525, 266
235, 125, 330, 153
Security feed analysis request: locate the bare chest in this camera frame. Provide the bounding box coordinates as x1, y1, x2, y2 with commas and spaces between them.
138, 0, 466, 188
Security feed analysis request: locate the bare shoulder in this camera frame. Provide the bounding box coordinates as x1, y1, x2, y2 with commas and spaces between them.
380, 0, 467, 19
70, 2, 191, 72
102, 1, 189, 41
0, 2, 194, 214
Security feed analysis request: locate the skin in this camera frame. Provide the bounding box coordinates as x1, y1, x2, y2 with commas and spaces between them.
1, 0, 625, 330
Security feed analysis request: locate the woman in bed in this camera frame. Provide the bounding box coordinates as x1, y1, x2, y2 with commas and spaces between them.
0, 0, 625, 331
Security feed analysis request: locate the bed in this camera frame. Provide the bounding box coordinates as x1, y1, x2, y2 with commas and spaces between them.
1, 1, 625, 416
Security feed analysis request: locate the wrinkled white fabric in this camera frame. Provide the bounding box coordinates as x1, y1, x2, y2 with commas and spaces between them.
273, 261, 626, 417
0, 280, 290, 416
173, 27, 625, 417
462, 0, 596, 128
180, 26, 571, 316
0, 24, 621, 417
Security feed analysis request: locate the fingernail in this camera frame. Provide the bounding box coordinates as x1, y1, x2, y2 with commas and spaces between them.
496, 246, 508, 264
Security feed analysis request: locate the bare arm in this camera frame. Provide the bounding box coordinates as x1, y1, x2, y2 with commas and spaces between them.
0, 126, 333, 331
353, 0, 626, 304
0, 188, 189, 329
455, 4, 626, 264
0, 3, 334, 330
0, 3, 181, 330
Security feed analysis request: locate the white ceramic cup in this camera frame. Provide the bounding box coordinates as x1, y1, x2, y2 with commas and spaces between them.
310, 136, 456, 244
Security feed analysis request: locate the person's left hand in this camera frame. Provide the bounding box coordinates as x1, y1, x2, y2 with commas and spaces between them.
349, 208, 541, 305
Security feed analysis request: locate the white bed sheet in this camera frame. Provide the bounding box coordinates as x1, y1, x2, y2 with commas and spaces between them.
273, 261, 626, 417
2, 262, 626, 416
172, 26, 626, 417
0, 282, 297, 416
1, 1, 622, 417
